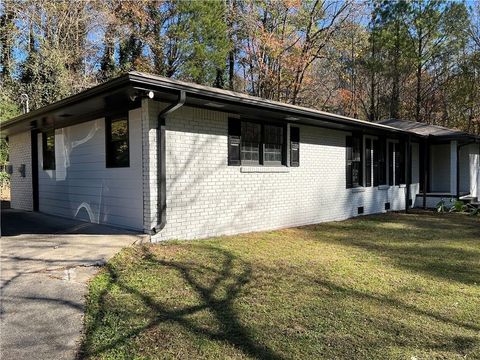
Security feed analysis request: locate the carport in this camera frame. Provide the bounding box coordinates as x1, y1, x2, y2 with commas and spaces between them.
0, 209, 147, 360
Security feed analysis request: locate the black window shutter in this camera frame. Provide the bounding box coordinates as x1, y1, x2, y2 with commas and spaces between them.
346, 136, 353, 188
228, 118, 241, 166
290, 127, 300, 167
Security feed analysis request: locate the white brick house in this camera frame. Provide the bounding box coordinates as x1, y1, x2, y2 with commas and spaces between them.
3, 72, 479, 240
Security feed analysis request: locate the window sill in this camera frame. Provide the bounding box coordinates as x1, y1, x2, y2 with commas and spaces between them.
378, 185, 390, 190
240, 166, 290, 173
351, 187, 365, 193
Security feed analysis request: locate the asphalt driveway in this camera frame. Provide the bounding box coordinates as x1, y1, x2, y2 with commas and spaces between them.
0, 209, 148, 360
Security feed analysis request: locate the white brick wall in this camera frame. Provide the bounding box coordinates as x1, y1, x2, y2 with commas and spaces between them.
9, 131, 33, 211
145, 101, 419, 241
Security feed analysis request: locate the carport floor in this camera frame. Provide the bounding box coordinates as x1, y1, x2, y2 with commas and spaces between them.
0, 209, 148, 360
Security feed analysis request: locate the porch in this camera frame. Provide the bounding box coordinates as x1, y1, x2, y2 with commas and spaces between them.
416, 140, 479, 208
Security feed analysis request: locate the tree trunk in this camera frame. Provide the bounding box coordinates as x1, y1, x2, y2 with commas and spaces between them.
390, 21, 400, 119
227, 0, 235, 90
0, 1, 14, 82
415, 28, 423, 123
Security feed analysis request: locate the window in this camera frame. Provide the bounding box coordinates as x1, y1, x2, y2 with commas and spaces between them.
263, 125, 283, 165
397, 142, 406, 184
346, 134, 363, 188
42, 130, 55, 170
365, 137, 388, 188
290, 127, 300, 167
365, 138, 372, 187
374, 139, 386, 186
240, 122, 261, 165
388, 141, 405, 186
106, 116, 129, 168
388, 142, 394, 186
229, 119, 286, 166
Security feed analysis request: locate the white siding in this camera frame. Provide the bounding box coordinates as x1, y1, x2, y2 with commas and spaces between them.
9, 132, 33, 211
145, 102, 420, 241
37, 109, 143, 230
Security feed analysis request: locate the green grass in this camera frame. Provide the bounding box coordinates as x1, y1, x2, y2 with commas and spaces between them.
80, 211, 480, 359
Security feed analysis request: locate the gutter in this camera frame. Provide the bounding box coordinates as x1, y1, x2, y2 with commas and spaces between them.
128, 73, 415, 137
151, 90, 186, 234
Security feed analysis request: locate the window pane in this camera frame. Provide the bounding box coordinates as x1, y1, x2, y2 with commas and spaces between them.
389, 142, 394, 185
264, 125, 283, 145
111, 118, 128, 141
111, 140, 129, 167
241, 142, 259, 162
352, 137, 361, 161
264, 125, 283, 163
241, 122, 261, 164
264, 144, 282, 162
43, 130, 55, 170
242, 122, 261, 142
365, 138, 372, 187
106, 116, 129, 167
352, 161, 361, 187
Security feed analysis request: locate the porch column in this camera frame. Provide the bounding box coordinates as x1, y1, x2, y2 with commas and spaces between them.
450, 140, 458, 197
422, 140, 429, 209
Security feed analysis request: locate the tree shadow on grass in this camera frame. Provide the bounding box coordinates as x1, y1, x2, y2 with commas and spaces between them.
311, 276, 480, 333
302, 215, 480, 286
79, 244, 285, 360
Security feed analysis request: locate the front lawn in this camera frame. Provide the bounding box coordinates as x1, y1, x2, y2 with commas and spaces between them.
80, 212, 480, 359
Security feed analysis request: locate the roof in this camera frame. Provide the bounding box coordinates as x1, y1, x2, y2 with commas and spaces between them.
0, 72, 420, 137
126, 72, 406, 134
377, 119, 478, 141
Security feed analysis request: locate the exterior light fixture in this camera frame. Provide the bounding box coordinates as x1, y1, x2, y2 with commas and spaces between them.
285, 116, 299, 121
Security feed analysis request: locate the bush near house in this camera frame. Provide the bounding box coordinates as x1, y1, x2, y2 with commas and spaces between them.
81, 212, 480, 360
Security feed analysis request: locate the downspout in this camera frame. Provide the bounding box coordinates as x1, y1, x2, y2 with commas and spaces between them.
151, 90, 186, 234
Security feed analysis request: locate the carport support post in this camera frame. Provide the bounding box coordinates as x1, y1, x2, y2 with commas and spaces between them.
450, 140, 458, 198
405, 136, 412, 213
422, 139, 429, 209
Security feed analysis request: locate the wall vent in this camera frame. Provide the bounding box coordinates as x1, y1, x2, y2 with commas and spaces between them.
358, 206, 364, 215
385, 202, 391, 210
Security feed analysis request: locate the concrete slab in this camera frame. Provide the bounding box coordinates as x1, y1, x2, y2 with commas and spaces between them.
0, 209, 148, 360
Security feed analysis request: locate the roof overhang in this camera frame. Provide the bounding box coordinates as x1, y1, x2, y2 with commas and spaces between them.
2, 72, 418, 139
377, 118, 479, 143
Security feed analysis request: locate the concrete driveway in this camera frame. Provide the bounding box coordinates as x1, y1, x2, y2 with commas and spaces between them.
0, 209, 148, 360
